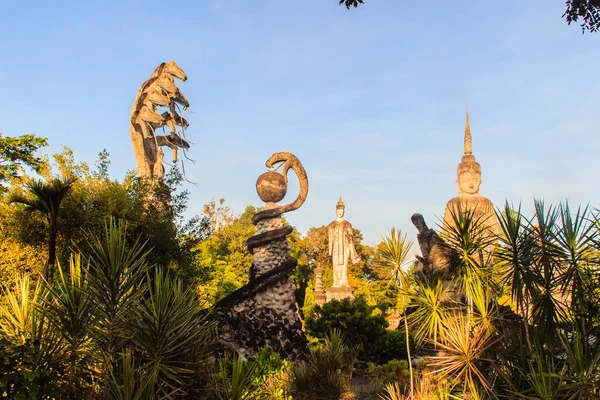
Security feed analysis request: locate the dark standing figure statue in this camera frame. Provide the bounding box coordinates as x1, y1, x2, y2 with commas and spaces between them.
411, 213, 454, 280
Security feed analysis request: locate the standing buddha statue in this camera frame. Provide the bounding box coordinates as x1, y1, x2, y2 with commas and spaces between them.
326, 198, 359, 302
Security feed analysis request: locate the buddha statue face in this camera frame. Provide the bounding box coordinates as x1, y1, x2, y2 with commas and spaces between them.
336, 207, 345, 219
457, 171, 481, 195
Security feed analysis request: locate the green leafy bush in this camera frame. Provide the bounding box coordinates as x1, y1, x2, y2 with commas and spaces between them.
0, 338, 64, 400
252, 348, 292, 400
366, 359, 410, 388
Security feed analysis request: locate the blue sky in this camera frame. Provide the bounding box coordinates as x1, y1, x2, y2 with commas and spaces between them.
1, 0, 599, 245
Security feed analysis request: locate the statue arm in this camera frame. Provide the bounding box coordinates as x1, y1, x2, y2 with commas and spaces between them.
328, 226, 333, 256
346, 225, 359, 263
441, 204, 453, 240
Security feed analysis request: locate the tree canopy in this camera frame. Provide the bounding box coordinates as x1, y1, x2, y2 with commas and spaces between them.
0, 133, 48, 192
564, 0, 600, 32
0, 148, 208, 287
339, 0, 600, 33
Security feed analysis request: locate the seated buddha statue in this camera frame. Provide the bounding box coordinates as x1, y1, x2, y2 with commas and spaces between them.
442, 111, 498, 242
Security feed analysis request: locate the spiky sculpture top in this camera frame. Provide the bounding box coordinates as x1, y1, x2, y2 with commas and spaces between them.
129, 61, 191, 179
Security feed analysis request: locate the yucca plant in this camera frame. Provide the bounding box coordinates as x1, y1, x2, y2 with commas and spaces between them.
441, 205, 497, 317
0, 275, 64, 364
378, 373, 456, 400
554, 203, 599, 355
378, 381, 403, 400
0, 275, 65, 398
288, 329, 350, 400
109, 348, 158, 400
378, 228, 415, 398
470, 283, 495, 333
0, 275, 45, 344
42, 255, 96, 398
556, 329, 600, 400
131, 267, 216, 398
429, 313, 497, 399
81, 218, 151, 398
408, 278, 454, 348
212, 354, 261, 400
495, 201, 536, 353
528, 201, 569, 348
2, 218, 220, 398
512, 340, 563, 400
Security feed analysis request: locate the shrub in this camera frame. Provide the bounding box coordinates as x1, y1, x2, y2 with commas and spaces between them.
288, 329, 350, 400
366, 359, 410, 387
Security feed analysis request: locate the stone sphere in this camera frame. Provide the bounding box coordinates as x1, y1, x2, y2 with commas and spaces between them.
256, 171, 287, 203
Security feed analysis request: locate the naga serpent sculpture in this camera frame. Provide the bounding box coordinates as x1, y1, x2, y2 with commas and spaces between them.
214, 152, 309, 360
129, 61, 192, 179
250, 151, 308, 223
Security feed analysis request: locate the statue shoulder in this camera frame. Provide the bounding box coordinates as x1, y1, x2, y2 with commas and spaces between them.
481, 197, 495, 206
329, 220, 352, 229
445, 196, 494, 209
445, 197, 461, 207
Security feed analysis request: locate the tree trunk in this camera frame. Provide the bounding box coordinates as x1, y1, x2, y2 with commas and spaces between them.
347, 348, 358, 382
404, 313, 414, 399
46, 219, 57, 283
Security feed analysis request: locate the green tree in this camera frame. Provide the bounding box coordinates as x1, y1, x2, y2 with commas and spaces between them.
339, 0, 600, 33
192, 203, 307, 305
296, 225, 330, 314
306, 297, 388, 379
1, 148, 208, 283
0, 133, 48, 192
203, 198, 235, 233
0, 237, 46, 288
564, 0, 600, 33
9, 177, 76, 283
193, 206, 257, 303
340, 0, 363, 9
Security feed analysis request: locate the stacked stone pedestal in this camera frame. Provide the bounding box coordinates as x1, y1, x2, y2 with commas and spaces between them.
214, 215, 307, 360
314, 268, 326, 306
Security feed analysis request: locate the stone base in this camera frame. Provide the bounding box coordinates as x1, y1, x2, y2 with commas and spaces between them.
326, 286, 354, 302
315, 292, 326, 306
216, 274, 308, 360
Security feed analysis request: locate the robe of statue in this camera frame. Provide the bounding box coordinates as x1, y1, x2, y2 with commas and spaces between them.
442, 196, 497, 237
328, 219, 357, 288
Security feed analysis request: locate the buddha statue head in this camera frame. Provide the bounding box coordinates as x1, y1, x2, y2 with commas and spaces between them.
336, 197, 345, 219
456, 110, 481, 196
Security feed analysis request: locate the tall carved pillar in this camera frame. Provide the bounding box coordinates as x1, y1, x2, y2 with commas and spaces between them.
129, 61, 191, 179
314, 267, 326, 306
214, 152, 309, 360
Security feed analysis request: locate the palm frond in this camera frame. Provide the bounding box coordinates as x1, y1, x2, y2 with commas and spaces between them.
9, 176, 76, 219
429, 313, 498, 399
378, 228, 414, 288
408, 278, 454, 346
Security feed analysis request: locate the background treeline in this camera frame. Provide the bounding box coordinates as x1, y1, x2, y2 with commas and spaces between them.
2, 134, 600, 399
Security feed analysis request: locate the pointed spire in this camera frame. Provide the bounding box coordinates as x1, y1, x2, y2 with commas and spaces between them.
336, 197, 345, 209
464, 108, 472, 155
